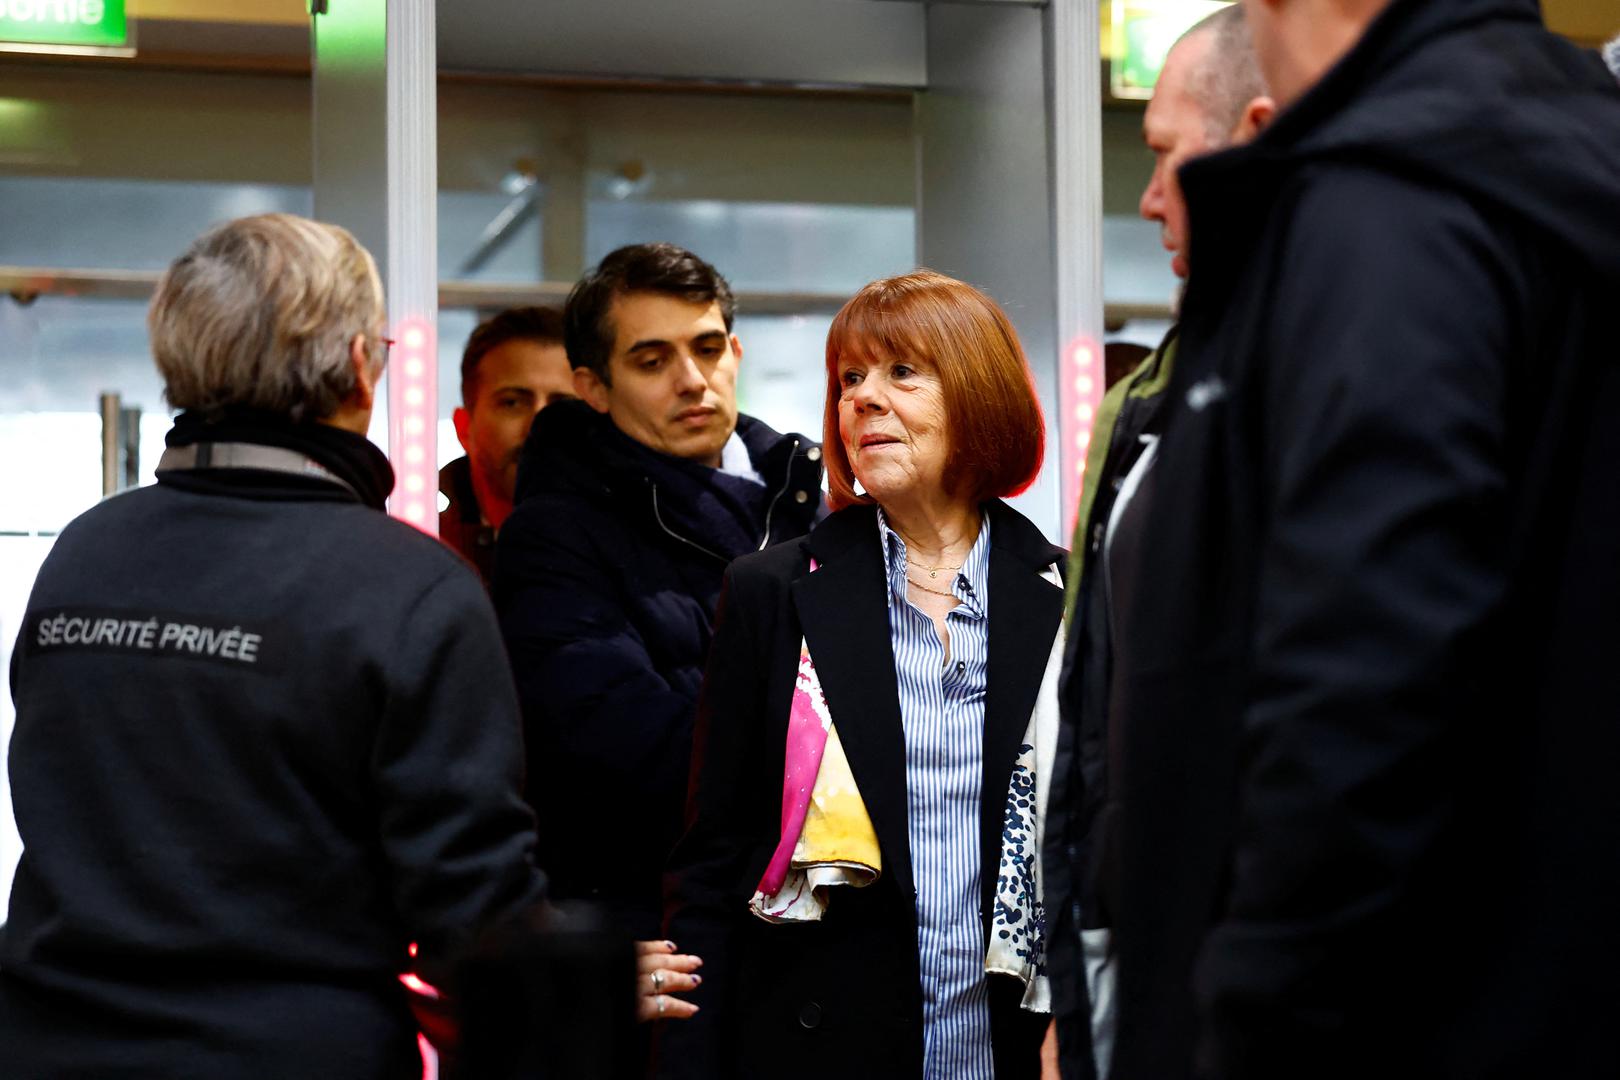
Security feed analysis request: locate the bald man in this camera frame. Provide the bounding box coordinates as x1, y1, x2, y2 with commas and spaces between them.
1106, 1, 1620, 1078
1042, 10, 1272, 1079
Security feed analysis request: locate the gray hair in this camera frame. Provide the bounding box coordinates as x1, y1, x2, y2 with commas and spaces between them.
1178, 4, 1269, 142
149, 213, 385, 422
1604, 34, 1619, 82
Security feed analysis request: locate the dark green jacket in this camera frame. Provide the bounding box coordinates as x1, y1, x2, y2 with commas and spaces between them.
1044, 328, 1177, 1080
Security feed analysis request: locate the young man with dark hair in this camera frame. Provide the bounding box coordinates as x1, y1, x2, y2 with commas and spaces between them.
440, 305, 574, 585
494, 243, 824, 941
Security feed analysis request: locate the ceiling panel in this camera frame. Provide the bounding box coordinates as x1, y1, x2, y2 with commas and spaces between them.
435, 0, 926, 87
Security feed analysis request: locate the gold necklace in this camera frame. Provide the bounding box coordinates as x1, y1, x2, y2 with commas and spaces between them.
907, 557, 963, 580
905, 573, 961, 600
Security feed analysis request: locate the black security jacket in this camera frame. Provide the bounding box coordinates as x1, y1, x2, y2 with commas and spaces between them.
1085, 2, 1620, 1078
1, 415, 546, 1080
494, 400, 823, 939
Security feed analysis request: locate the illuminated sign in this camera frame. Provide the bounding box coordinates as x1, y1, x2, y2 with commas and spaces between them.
1110, 0, 1231, 100
0, 0, 128, 55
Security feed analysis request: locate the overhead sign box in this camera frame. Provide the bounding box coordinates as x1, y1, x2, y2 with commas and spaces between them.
1110, 0, 1231, 101
0, 0, 131, 56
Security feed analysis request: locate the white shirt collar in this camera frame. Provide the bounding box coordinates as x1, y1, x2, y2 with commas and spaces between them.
718, 430, 764, 486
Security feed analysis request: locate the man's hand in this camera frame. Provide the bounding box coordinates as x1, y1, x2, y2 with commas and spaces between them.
635, 939, 703, 1022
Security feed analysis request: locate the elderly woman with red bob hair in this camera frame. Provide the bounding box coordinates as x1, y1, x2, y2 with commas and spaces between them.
656, 271, 1066, 1080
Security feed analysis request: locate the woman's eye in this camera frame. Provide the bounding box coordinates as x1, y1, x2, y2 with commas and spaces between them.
841, 371, 862, 386
892, 365, 913, 379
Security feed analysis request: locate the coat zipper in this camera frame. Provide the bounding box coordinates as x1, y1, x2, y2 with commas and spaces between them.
648, 437, 805, 563
756, 438, 801, 552
649, 483, 729, 565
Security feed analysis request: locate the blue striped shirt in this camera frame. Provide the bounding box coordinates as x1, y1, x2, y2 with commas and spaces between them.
877, 509, 995, 1080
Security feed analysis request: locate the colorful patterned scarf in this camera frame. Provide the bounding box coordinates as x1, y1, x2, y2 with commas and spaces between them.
749, 561, 1063, 1012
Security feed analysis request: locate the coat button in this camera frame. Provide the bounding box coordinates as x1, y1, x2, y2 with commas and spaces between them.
794, 491, 810, 504
799, 1002, 823, 1029
807, 446, 822, 462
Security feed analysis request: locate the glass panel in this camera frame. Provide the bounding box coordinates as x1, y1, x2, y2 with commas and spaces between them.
587, 200, 915, 294
1103, 213, 1179, 308
734, 312, 833, 452
0, 178, 312, 270
0, 296, 169, 534
437, 189, 543, 283
0, 177, 541, 285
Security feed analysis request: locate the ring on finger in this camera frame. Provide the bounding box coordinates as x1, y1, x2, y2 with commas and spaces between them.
651, 970, 665, 991
656, 994, 666, 1016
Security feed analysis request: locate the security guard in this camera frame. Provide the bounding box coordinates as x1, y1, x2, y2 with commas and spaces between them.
0, 214, 546, 1079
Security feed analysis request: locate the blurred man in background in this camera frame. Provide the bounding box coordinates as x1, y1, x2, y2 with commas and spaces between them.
1043, 10, 1273, 1077
440, 305, 575, 585
1106, 0, 1620, 1077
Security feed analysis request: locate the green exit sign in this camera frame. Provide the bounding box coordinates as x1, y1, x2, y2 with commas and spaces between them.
1111, 0, 1231, 101
0, 0, 128, 53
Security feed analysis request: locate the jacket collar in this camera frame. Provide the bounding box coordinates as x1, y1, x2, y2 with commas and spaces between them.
514, 401, 821, 551
792, 500, 1063, 915
1181, 0, 1620, 283
161, 408, 394, 510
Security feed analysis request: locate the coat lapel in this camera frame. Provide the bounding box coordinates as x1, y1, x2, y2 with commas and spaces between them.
791, 507, 916, 902
979, 502, 1065, 931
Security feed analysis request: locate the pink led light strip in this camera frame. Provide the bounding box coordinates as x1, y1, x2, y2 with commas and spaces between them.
1058, 335, 1103, 539
387, 319, 438, 535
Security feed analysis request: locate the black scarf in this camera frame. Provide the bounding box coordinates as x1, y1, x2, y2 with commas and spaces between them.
164, 408, 396, 511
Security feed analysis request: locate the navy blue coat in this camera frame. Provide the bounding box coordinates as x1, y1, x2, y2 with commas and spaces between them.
494, 401, 823, 937
0, 417, 545, 1080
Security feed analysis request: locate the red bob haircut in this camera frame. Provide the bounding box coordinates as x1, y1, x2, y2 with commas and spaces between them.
822, 270, 1045, 512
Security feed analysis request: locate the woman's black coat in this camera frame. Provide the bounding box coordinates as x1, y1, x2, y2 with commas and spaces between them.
655, 500, 1064, 1079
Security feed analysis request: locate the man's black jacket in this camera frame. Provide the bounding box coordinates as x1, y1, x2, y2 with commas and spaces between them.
494, 400, 823, 938
1068, 2, 1620, 1077
0, 414, 546, 1079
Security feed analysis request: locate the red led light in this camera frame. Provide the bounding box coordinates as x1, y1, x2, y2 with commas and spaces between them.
387, 317, 438, 536
1059, 334, 1104, 536
400, 972, 441, 999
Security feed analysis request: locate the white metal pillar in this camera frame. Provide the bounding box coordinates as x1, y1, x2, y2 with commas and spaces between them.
312, 0, 439, 534
1048, 0, 1107, 542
